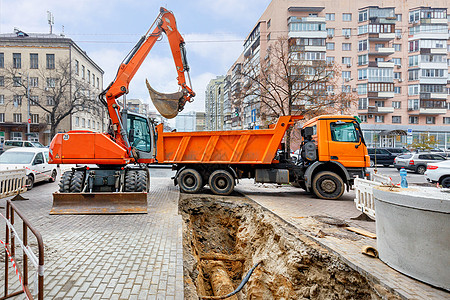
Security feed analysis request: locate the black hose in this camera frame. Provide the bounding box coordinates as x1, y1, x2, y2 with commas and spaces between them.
199, 261, 262, 300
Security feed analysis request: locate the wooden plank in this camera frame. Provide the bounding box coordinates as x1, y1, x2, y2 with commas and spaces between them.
345, 227, 377, 239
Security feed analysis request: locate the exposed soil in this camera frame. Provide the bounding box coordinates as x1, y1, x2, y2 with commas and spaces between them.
180, 194, 400, 300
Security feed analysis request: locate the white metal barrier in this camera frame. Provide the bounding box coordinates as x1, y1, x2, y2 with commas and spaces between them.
354, 178, 381, 220
372, 173, 393, 185
0, 169, 27, 199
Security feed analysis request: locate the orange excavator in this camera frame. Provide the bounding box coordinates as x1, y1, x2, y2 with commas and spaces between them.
48, 7, 195, 214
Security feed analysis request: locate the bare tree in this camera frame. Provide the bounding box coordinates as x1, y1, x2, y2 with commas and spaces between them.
3, 58, 101, 138
240, 36, 357, 151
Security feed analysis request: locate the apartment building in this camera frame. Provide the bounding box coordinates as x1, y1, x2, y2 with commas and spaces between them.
175, 111, 206, 132
205, 76, 225, 131
0, 30, 105, 145
222, 0, 450, 148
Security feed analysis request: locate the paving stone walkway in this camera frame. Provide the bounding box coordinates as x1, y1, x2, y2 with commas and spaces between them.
0, 174, 183, 300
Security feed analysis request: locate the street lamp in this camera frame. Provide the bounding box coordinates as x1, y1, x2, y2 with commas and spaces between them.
19, 72, 31, 140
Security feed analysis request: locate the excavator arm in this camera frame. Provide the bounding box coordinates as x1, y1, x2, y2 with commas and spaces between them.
100, 7, 195, 149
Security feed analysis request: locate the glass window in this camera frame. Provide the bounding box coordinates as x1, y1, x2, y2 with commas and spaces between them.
392, 116, 401, 123
326, 13, 335, 21
342, 57, 351, 65
359, 10, 368, 22
30, 53, 38, 69
342, 28, 351, 36
13, 53, 21, 69
343, 13, 352, 21
342, 43, 351, 51
330, 122, 358, 142
327, 28, 335, 37
127, 114, 151, 152
0, 53, 3, 68
326, 43, 335, 50
46, 54, 55, 69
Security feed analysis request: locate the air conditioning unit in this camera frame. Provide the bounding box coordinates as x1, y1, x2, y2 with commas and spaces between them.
396, 35, 402, 39
346, 64, 352, 68
327, 34, 333, 39
368, 114, 373, 118
396, 65, 401, 68
398, 78, 402, 82
352, 88, 357, 92
344, 78, 351, 82
345, 34, 350, 39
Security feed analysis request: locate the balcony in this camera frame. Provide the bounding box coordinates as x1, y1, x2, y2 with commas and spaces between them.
420, 18, 448, 25
368, 106, 395, 114
376, 61, 395, 68
418, 108, 447, 115
288, 31, 327, 39
374, 47, 395, 55
368, 91, 395, 98
420, 92, 448, 100
368, 32, 395, 41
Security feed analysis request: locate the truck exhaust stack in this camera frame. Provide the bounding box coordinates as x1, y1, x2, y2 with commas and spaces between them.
146, 79, 184, 119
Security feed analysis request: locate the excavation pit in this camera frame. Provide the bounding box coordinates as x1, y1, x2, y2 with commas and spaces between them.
180, 194, 400, 299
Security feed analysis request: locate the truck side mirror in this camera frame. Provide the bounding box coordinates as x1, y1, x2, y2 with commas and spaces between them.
302, 127, 313, 139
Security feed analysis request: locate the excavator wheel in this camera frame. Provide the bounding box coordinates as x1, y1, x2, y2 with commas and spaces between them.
59, 171, 73, 193
124, 170, 137, 192
135, 170, 148, 192
70, 170, 86, 193
124, 169, 148, 192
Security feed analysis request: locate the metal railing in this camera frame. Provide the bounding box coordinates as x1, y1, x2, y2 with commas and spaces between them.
1, 199, 44, 300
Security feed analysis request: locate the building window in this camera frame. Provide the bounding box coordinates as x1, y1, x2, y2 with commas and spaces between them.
358, 40, 368, 52
409, 116, 418, 124
30, 77, 39, 87
326, 43, 335, 50
0, 53, 3, 68
30, 95, 39, 106
392, 101, 401, 109
408, 69, 419, 81
47, 77, 56, 88
342, 13, 352, 21
358, 69, 367, 80
13, 76, 22, 87
82, 66, 85, 79
267, 19, 271, 28
443, 117, 450, 124
409, 40, 419, 52
31, 114, 39, 124
374, 101, 385, 107
13, 113, 22, 123
88, 119, 91, 128
82, 118, 85, 127
11, 132, 22, 140
30, 53, 38, 69
342, 57, 351, 65
46, 54, 55, 69
75, 60, 79, 75
87, 70, 91, 83
326, 13, 335, 21
394, 44, 401, 51
396, 14, 402, 21
326, 56, 335, 64
394, 87, 401, 94
327, 28, 335, 37
0, 113, 4, 123
342, 71, 351, 79
394, 72, 401, 80
357, 83, 367, 95
47, 96, 55, 106
358, 98, 368, 110
13, 95, 22, 107
0, 95, 3, 105
408, 85, 419, 96
342, 43, 351, 51
0, 76, 4, 86
392, 58, 401, 65
13, 53, 21, 69
97, 78, 99, 88
75, 117, 79, 127
358, 54, 368, 65
392, 116, 401, 123
375, 115, 384, 123
342, 28, 351, 37
426, 116, 435, 124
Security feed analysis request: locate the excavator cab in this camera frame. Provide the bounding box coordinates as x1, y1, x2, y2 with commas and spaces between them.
125, 112, 156, 161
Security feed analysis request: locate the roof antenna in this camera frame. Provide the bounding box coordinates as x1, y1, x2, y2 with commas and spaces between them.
61, 25, 65, 37
47, 11, 54, 34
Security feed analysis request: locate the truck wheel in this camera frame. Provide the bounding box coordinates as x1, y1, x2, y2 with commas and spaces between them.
59, 171, 72, 192
70, 170, 85, 193
311, 171, 344, 200
292, 181, 306, 190
178, 169, 203, 193
208, 170, 234, 196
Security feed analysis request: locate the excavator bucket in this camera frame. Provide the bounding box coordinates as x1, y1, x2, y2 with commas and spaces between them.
50, 192, 148, 215
146, 79, 184, 119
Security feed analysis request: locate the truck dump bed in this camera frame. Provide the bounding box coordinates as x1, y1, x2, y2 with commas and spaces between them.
156, 116, 302, 164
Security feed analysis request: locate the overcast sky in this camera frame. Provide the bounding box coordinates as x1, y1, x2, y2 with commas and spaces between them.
0, 0, 272, 120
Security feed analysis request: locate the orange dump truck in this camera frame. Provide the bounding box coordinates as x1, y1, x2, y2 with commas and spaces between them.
155, 115, 370, 200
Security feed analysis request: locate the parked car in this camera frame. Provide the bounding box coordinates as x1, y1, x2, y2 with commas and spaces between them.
384, 147, 410, 155
3, 140, 45, 151
394, 152, 446, 174
0, 147, 57, 189
425, 160, 450, 188
368, 148, 396, 167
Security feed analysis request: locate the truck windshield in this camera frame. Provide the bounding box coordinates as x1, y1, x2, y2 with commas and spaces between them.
127, 115, 151, 152
330, 122, 359, 143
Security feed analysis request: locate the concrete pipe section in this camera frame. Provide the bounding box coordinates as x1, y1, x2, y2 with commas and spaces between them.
373, 186, 450, 291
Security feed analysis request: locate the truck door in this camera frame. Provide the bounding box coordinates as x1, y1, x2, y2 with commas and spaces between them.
328, 121, 366, 167
127, 113, 155, 160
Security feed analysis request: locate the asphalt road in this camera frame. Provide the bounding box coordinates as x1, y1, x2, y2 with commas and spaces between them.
368, 166, 429, 185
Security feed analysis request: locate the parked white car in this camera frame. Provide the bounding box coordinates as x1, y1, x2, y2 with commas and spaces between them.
425, 160, 450, 188
0, 148, 57, 189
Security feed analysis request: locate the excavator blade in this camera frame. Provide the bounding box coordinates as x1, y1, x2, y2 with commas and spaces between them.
50, 192, 148, 215
146, 79, 183, 119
